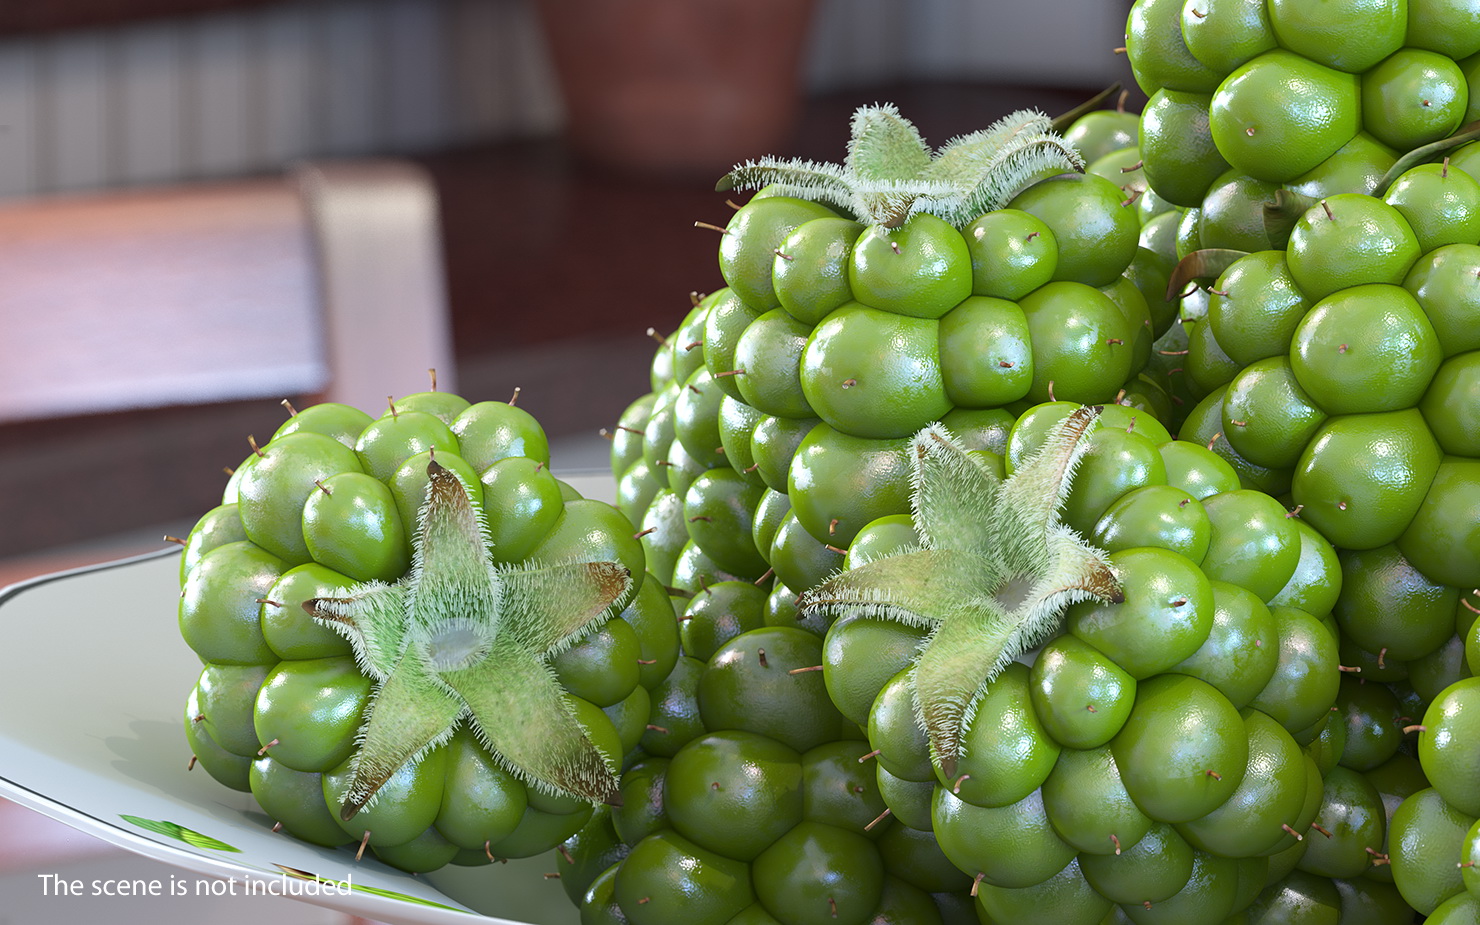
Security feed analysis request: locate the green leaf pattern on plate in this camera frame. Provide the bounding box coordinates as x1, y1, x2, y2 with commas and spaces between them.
120, 814, 241, 852
119, 816, 471, 911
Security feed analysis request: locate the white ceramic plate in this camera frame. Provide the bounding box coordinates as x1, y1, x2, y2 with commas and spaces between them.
0, 472, 619, 925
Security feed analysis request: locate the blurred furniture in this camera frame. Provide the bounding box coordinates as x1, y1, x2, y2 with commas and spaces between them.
0, 157, 452, 426
0, 157, 453, 566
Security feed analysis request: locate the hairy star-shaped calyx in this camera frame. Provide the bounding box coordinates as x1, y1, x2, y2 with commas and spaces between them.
717, 102, 1085, 228
303, 458, 630, 820
800, 407, 1123, 778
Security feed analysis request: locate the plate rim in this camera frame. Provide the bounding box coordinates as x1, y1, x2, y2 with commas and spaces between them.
0, 547, 555, 925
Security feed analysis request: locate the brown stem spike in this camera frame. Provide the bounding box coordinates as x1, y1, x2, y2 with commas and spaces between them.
281, 398, 299, 417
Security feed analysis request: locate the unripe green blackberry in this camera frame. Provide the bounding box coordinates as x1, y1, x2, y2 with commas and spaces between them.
811, 405, 1378, 923
180, 389, 676, 872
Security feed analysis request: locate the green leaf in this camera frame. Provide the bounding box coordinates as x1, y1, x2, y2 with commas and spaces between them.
846, 103, 933, 181
911, 595, 1016, 778
1262, 190, 1316, 249
909, 425, 1003, 561
717, 102, 1085, 230
498, 560, 630, 655
1166, 248, 1251, 301
803, 548, 996, 628
304, 456, 626, 811
332, 651, 466, 820
120, 815, 241, 852
1374, 118, 1480, 197
440, 636, 618, 804
992, 405, 1101, 573
715, 157, 853, 209
272, 867, 470, 912
800, 410, 1119, 779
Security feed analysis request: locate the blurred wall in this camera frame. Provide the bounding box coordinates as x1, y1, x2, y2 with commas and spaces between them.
0, 0, 1130, 199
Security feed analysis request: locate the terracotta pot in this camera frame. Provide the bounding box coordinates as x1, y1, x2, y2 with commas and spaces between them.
535, 0, 818, 178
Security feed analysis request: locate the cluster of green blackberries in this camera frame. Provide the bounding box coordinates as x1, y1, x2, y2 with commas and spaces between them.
168, 3, 1480, 923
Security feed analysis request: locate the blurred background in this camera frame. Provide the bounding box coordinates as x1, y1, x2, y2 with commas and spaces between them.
0, 0, 1135, 919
